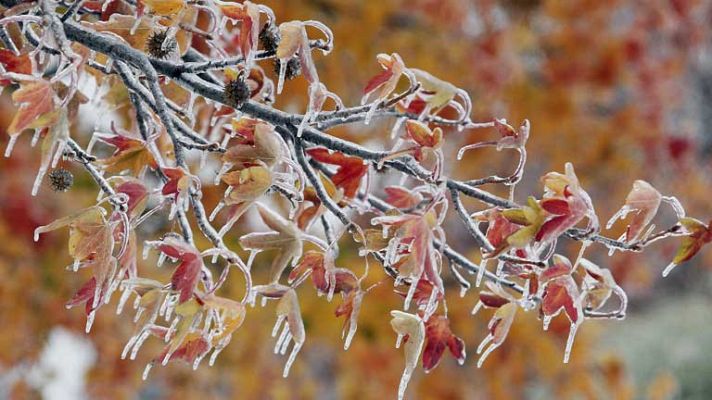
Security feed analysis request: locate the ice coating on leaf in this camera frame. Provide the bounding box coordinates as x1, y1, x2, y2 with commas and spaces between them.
477, 302, 517, 368
663, 218, 712, 277
272, 289, 305, 377
422, 315, 466, 373
390, 310, 425, 400
607, 180, 662, 243
239, 203, 305, 283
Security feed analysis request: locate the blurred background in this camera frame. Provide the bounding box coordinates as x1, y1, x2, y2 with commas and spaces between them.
2, 0, 712, 399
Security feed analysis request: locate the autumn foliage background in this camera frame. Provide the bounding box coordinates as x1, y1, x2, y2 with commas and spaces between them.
2, 0, 712, 399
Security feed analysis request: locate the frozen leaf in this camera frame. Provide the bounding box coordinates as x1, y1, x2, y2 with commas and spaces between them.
579, 258, 626, 314
0, 49, 32, 77
372, 205, 445, 310
539, 260, 582, 364
307, 147, 367, 198
142, 0, 184, 16
334, 289, 364, 350
384, 186, 423, 209
477, 302, 517, 368
35, 205, 118, 331
148, 236, 203, 303
422, 315, 465, 373
411, 68, 470, 121
390, 310, 425, 400
606, 180, 662, 243
272, 289, 305, 377
362, 53, 408, 105
239, 203, 304, 283
663, 217, 712, 277
6, 80, 59, 156
223, 121, 285, 169
96, 128, 158, 175
288, 250, 358, 299
537, 163, 599, 245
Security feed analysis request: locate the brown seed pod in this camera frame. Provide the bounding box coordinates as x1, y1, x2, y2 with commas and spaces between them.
146, 30, 177, 59
274, 57, 302, 80
48, 168, 74, 192
223, 75, 251, 108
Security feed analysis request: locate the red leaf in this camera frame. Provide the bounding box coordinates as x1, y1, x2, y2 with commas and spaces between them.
306, 148, 367, 198
384, 186, 422, 209
0, 49, 32, 75
422, 315, 466, 372
540, 198, 570, 215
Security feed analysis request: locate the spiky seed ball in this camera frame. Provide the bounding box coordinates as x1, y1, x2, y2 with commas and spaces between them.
48, 168, 74, 192
146, 30, 177, 59
223, 77, 251, 108
259, 23, 280, 53
274, 57, 302, 80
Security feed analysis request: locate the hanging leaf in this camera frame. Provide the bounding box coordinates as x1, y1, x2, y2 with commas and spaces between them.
390, 310, 425, 400
663, 217, 712, 277
422, 315, 466, 373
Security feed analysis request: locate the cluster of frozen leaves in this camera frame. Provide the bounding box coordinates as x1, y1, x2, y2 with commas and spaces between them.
2, 0, 711, 398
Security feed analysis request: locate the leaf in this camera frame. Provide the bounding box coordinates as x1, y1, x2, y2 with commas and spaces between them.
422, 315, 466, 373
384, 186, 423, 209
151, 236, 203, 303
35, 205, 118, 331
239, 203, 303, 282
663, 217, 712, 277
390, 310, 425, 400
579, 258, 624, 312
362, 53, 408, 104
405, 120, 442, 149
476, 302, 517, 368
96, 128, 157, 175
223, 121, 284, 169
334, 289, 364, 350
272, 289, 305, 377
7, 80, 59, 137
606, 180, 662, 243
114, 177, 150, 218
306, 147, 367, 198
142, 0, 184, 16
0, 49, 32, 75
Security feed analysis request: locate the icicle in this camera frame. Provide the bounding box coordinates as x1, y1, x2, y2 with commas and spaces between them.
364, 101, 379, 125
130, 330, 151, 360
397, 365, 413, 400
423, 288, 439, 319
471, 301, 483, 316
476, 341, 499, 368
31, 166, 48, 196
282, 342, 302, 378
130, 16, 142, 35
402, 280, 418, 311
156, 253, 167, 267
279, 332, 293, 355
30, 129, 41, 147
395, 333, 404, 349
192, 352, 207, 370
563, 323, 579, 364
662, 262, 677, 277
142, 363, 153, 381
116, 286, 132, 315
209, 347, 224, 366
142, 244, 151, 260
277, 58, 287, 94
72, 259, 81, 272
85, 310, 97, 333
542, 315, 553, 331
476, 258, 488, 287
460, 286, 468, 298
